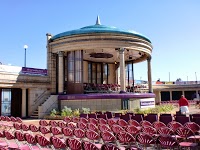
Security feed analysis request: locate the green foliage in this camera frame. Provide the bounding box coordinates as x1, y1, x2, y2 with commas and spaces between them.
82, 107, 90, 114
73, 108, 80, 117
134, 104, 174, 114
50, 109, 58, 117
61, 106, 72, 117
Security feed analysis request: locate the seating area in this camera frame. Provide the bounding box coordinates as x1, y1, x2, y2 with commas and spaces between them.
0, 113, 200, 149
83, 83, 120, 93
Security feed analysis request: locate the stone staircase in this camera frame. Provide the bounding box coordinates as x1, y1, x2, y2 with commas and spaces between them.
30, 95, 58, 119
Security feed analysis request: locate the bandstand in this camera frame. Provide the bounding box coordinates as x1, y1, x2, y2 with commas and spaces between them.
46, 16, 155, 111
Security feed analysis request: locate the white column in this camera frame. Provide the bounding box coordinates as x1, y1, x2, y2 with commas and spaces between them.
158, 91, 161, 104
147, 56, 153, 93
58, 51, 64, 93
22, 88, 26, 118
170, 91, 172, 101
196, 90, 199, 100
119, 48, 126, 92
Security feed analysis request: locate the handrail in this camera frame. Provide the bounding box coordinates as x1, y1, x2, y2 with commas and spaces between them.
34, 90, 50, 105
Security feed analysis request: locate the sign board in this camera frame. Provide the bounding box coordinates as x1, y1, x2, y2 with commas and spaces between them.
22, 67, 47, 76
140, 98, 155, 109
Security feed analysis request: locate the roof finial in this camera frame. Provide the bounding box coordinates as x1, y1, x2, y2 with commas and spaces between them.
96, 15, 101, 25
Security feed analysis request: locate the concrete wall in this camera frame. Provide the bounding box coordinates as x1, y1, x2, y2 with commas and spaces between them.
60, 99, 121, 112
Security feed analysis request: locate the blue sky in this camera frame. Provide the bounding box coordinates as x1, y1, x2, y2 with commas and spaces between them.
0, 0, 200, 82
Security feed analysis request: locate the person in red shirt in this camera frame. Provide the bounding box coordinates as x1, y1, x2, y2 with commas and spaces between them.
178, 95, 189, 114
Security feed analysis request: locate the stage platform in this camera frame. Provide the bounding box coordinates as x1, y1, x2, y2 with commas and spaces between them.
58, 93, 156, 111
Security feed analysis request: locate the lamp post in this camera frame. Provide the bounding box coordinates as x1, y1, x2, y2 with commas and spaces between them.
24, 45, 28, 67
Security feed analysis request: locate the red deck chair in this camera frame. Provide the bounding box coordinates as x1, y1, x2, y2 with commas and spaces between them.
50, 136, 66, 149
24, 133, 40, 150
157, 134, 179, 149
99, 124, 112, 132
73, 128, 85, 140
82, 140, 101, 150
66, 138, 82, 150
35, 134, 52, 149
100, 131, 117, 144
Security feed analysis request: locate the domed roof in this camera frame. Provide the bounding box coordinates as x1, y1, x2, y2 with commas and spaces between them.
51, 17, 151, 43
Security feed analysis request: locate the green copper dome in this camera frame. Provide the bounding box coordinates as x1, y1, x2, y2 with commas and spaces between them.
51, 17, 151, 43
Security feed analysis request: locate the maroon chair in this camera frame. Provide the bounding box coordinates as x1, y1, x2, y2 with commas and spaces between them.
88, 113, 97, 119
21, 123, 30, 133
80, 113, 88, 119
98, 118, 107, 124
157, 134, 179, 149
159, 115, 173, 126
14, 131, 31, 149
107, 118, 117, 127
35, 134, 51, 149
184, 122, 200, 134
175, 127, 198, 149
99, 124, 112, 132
29, 124, 39, 134
3, 130, 20, 149
57, 121, 67, 128
88, 118, 98, 125
67, 122, 77, 129
125, 125, 140, 136
175, 115, 190, 125
63, 116, 72, 123
120, 114, 131, 122
104, 111, 113, 119
66, 138, 82, 150
50, 136, 66, 149
192, 117, 200, 125
131, 114, 143, 123
82, 141, 101, 150
128, 120, 140, 127
116, 131, 135, 148
140, 120, 152, 127
0, 131, 8, 148
73, 128, 85, 140
80, 117, 88, 124
97, 114, 108, 120
117, 119, 128, 128
39, 126, 50, 136
136, 133, 156, 149
167, 121, 183, 132
141, 126, 157, 137
157, 127, 174, 136
24, 133, 40, 149
77, 122, 87, 130
61, 127, 73, 139
39, 120, 49, 126
114, 113, 122, 118
49, 120, 58, 127
87, 123, 98, 132
50, 126, 62, 136
145, 114, 158, 124
85, 129, 100, 142
72, 117, 80, 123
100, 131, 117, 143
152, 121, 166, 130
111, 124, 125, 135
101, 143, 121, 150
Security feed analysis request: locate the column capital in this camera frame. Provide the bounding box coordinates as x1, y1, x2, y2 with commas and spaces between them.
147, 56, 152, 61
58, 51, 64, 57
118, 48, 126, 54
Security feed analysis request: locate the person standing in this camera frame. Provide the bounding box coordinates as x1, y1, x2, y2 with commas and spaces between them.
178, 95, 189, 114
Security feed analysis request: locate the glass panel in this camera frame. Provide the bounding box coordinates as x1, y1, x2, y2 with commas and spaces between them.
97, 64, 101, 84
74, 50, 82, 83
92, 63, 96, 83
1, 89, 11, 116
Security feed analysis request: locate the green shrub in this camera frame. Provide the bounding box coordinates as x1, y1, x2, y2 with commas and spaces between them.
73, 108, 80, 117
61, 106, 72, 117
50, 109, 58, 117
82, 107, 90, 114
